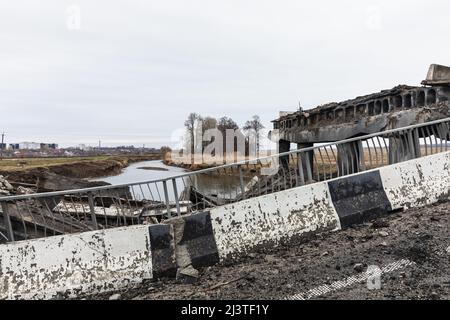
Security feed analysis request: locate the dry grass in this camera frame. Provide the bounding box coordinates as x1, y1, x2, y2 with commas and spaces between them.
0, 154, 159, 172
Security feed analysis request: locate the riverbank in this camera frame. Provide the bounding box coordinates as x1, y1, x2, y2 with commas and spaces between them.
0, 154, 162, 192
163, 158, 265, 178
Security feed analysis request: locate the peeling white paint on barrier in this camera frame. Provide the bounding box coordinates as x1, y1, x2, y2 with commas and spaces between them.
379, 151, 450, 210
0, 225, 152, 300
210, 182, 341, 260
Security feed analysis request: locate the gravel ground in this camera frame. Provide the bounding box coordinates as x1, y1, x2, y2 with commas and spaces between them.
93, 200, 450, 300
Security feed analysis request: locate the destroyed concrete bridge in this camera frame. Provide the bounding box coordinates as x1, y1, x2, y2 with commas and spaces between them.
0, 64, 450, 299
271, 64, 450, 174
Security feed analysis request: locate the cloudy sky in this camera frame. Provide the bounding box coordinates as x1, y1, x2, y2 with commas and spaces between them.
1, 0, 449, 147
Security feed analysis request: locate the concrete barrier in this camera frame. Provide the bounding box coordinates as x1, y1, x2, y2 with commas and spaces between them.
209, 182, 341, 260
0, 224, 177, 299
327, 170, 392, 228
379, 151, 450, 210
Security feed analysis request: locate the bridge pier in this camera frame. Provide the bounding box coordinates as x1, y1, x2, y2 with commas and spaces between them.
336, 141, 364, 175
388, 130, 420, 164
278, 139, 291, 170
278, 140, 314, 185
297, 143, 314, 184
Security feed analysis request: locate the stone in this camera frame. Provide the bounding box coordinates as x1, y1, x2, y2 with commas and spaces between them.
3, 180, 13, 191
353, 263, 365, 273
264, 254, 277, 263
176, 265, 199, 284
380, 241, 388, 247
321, 251, 329, 256
371, 220, 389, 229
109, 293, 121, 300
379, 231, 389, 237
16, 186, 35, 195
430, 292, 440, 300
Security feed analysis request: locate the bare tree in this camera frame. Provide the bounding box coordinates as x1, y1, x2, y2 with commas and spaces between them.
201, 116, 218, 151
217, 116, 239, 154
184, 113, 202, 160
243, 115, 265, 153
217, 116, 239, 134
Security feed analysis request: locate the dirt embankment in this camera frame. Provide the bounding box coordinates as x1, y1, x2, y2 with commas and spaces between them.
0, 154, 162, 191
163, 159, 215, 171
163, 153, 263, 176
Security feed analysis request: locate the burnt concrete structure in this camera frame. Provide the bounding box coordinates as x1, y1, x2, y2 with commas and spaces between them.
271, 64, 450, 174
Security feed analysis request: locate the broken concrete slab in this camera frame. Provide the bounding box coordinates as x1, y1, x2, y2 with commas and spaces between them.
422, 64, 450, 85
176, 265, 199, 284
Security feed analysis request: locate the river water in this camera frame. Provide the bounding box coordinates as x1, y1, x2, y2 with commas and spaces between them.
96, 160, 187, 185
93, 160, 244, 202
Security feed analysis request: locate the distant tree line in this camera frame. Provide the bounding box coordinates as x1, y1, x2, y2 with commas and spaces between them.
183, 113, 265, 159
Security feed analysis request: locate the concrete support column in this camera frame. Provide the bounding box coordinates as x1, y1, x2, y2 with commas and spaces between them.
388, 129, 420, 164
297, 143, 314, 184
336, 141, 364, 175
278, 139, 291, 170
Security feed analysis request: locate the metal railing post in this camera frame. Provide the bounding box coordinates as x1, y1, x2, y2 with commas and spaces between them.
239, 165, 246, 199
162, 180, 171, 218
87, 193, 99, 229
297, 152, 305, 186
305, 152, 313, 182
1, 201, 15, 242
172, 178, 181, 216
407, 129, 416, 159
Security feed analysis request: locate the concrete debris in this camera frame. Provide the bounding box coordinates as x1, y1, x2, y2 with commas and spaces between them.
0, 176, 14, 196
353, 263, 365, 273
371, 220, 389, 229
379, 231, 389, 237
16, 186, 35, 195
108, 293, 121, 300
0, 176, 14, 195
264, 254, 277, 263
176, 265, 199, 284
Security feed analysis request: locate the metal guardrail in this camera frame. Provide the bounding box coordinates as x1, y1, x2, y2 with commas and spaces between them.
1, 118, 450, 243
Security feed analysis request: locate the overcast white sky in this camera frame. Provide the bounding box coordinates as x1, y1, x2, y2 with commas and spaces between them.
1, 0, 449, 147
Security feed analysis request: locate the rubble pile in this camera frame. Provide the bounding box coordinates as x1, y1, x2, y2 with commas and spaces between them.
0, 175, 14, 196
0, 175, 35, 197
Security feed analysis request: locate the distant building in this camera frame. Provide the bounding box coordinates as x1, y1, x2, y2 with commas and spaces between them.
18, 142, 41, 150
77, 144, 92, 151
0, 143, 6, 150
40, 143, 58, 150
8, 142, 58, 150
